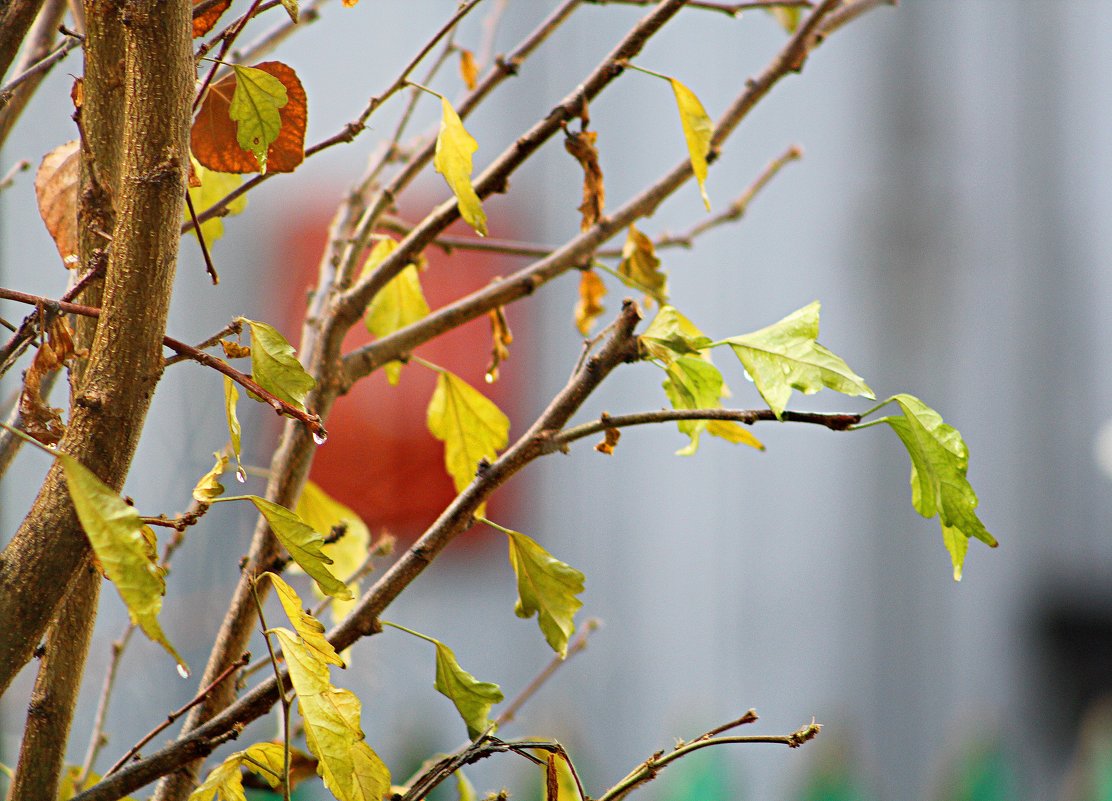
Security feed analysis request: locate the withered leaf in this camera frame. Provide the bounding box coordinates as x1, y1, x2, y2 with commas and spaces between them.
34, 140, 80, 269
594, 427, 620, 455
220, 338, 251, 359
563, 128, 604, 232
19, 317, 82, 445
459, 49, 479, 91
617, 224, 666, 306
485, 307, 512, 383
573, 269, 606, 336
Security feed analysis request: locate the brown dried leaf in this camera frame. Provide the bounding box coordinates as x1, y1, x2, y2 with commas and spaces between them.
191, 61, 307, 174
19, 317, 82, 445
459, 49, 479, 91
485, 307, 513, 383
563, 129, 604, 232
618, 224, 666, 306
594, 427, 620, 455
573, 269, 606, 336
220, 339, 251, 359
34, 140, 80, 269
193, 0, 233, 37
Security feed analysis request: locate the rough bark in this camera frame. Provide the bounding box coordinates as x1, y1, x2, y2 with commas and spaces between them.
0, 0, 193, 696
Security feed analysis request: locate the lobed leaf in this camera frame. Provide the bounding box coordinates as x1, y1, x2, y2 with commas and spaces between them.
241, 496, 352, 599
239, 317, 316, 413
427, 369, 509, 513
188, 742, 284, 801
433, 639, 504, 739
670, 78, 713, 211
504, 528, 585, 656
434, 96, 487, 236
721, 301, 873, 418
229, 65, 288, 174
59, 454, 186, 671
876, 394, 996, 580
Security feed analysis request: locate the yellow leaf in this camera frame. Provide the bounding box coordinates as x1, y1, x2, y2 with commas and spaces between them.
223, 377, 245, 482
192, 452, 228, 503
670, 78, 713, 211
264, 572, 345, 668
188, 742, 285, 801
295, 480, 371, 623
459, 49, 478, 90
574, 270, 606, 336
617, 224, 667, 306
187, 157, 247, 242
434, 96, 487, 236
239, 496, 352, 599
366, 265, 430, 340
768, 6, 802, 33
273, 628, 333, 697
504, 527, 584, 656
426, 370, 509, 512
239, 318, 316, 413
229, 65, 289, 174
59, 454, 186, 672
300, 686, 390, 801
705, 420, 764, 451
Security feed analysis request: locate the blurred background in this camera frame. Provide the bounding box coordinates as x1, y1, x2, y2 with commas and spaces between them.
3, 2, 1112, 799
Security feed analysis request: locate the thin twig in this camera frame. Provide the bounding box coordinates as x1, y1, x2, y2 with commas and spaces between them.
104, 653, 250, 777
76, 626, 136, 787
585, 0, 813, 15
184, 191, 219, 284
0, 160, 29, 192
0, 27, 81, 98
597, 716, 821, 801
494, 619, 600, 728
162, 319, 243, 368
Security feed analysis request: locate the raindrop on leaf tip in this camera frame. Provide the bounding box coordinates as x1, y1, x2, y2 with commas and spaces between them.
312, 430, 327, 445
235, 468, 247, 484
176, 663, 191, 679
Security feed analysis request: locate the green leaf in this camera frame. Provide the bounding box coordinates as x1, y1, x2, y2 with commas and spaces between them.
295, 480, 371, 623
875, 394, 996, 580
504, 528, 584, 656
192, 452, 227, 503
229, 65, 289, 174
235, 496, 352, 599
721, 301, 874, 418
617, 224, 667, 305
223, 376, 245, 482
434, 96, 487, 236
662, 357, 760, 455
670, 78, 713, 211
456, 770, 477, 801
239, 317, 316, 413
433, 639, 504, 739
264, 572, 345, 668
187, 158, 247, 242
427, 369, 509, 512
640, 305, 713, 364
59, 454, 186, 672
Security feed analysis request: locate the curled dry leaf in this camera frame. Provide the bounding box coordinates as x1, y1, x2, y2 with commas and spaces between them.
459, 49, 479, 91
19, 316, 83, 445
573, 269, 606, 336
594, 427, 620, 455
618, 224, 666, 306
193, 0, 233, 37
563, 128, 604, 232
485, 306, 512, 383
34, 140, 80, 269
191, 61, 307, 174
219, 338, 251, 359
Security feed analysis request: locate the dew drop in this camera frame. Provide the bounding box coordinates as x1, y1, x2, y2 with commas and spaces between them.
484, 372, 494, 384
312, 429, 327, 445
176, 663, 191, 679
235, 467, 247, 484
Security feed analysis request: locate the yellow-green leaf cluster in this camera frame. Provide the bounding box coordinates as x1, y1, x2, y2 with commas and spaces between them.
434, 96, 487, 236
670, 78, 713, 211
187, 158, 247, 242
294, 479, 370, 622
229, 65, 289, 174
272, 609, 391, 801
265, 572, 346, 668
362, 238, 430, 385
239, 317, 316, 412
641, 306, 763, 454
875, 394, 997, 580
721, 301, 874, 418
189, 742, 284, 801
59, 454, 186, 671
427, 369, 509, 511
504, 528, 585, 656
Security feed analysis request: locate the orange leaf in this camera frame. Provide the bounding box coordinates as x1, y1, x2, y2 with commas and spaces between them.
34, 140, 79, 269
459, 49, 479, 91
594, 427, 620, 455
193, 0, 232, 37
191, 61, 307, 174
573, 270, 606, 336
563, 128, 604, 232
485, 306, 513, 383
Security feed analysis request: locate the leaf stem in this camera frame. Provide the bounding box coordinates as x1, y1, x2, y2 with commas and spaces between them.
380, 619, 440, 647
250, 578, 291, 801
619, 60, 671, 81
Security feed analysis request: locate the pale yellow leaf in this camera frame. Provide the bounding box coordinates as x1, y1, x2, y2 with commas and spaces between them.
670, 78, 713, 211
192, 452, 227, 503
434, 96, 487, 236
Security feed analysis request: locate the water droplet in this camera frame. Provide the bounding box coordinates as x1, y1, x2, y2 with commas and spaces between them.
312, 429, 327, 445
176, 663, 191, 679
235, 467, 247, 484
484, 372, 494, 384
